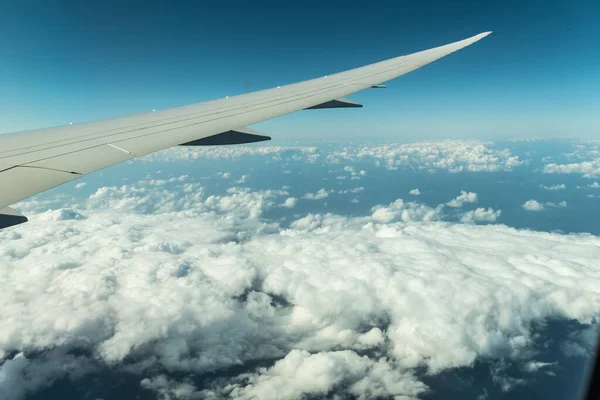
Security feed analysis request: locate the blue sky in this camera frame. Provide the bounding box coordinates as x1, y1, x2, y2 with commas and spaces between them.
0, 0, 598, 139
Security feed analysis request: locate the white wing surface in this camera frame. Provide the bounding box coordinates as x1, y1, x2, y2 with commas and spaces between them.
0, 32, 491, 228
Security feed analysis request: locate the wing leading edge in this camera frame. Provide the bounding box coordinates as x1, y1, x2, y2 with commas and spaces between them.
0, 32, 492, 228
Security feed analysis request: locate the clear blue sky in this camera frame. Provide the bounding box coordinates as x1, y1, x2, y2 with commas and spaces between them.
0, 0, 598, 140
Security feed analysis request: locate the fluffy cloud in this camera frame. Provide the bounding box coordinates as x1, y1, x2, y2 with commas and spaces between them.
142, 145, 319, 163
327, 141, 523, 172
1, 178, 599, 400
140, 375, 200, 399
409, 188, 421, 196
139, 141, 524, 178
523, 200, 567, 211
220, 350, 427, 400
589, 182, 600, 188
542, 141, 600, 178
460, 208, 501, 223
523, 200, 544, 211
370, 199, 442, 223
302, 189, 330, 200
446, 191, 478, 208
543, 160, 600, 178
281, 198, 298, 209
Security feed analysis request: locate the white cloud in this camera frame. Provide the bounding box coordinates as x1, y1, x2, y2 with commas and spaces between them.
540, 184, 565, 190
327, 141, 522, 172
523, 200, 544, 211
338, 187, 364, 195
523, 200, 567, 211
142, 145, 319, 163
140, 141, 523, 177
523, 361, 556, 374
1, 178, 599, 399
281, 198, 297, 209
220, 172, 231, 179
74, 182, 87, 189
589, 182, 600, 188
140, 375, 200, 399
460, 208, 501, 223
543, 160, 600, 178
446, 191, 478, 208
409, 188, 421, 196
223, 350, 427, 400
302, 189, 329, 200
370, 199, 443, 223
236, 175, 249, 184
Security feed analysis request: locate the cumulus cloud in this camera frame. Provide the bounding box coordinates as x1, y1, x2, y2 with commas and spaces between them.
140, 375, 200, 399
409, 188, 421, 196
540, 184, 565, 190
523, 200, 544, 211
523, 200, 567, 211
1, 178, 599, 399
589, 182, 600, 188
327, 141, 522, 172
370, 199, 443, 223
302, 189, 330, 200
460, 208, 501, 224
281, 198, 297, 209
446, 191, 478, 208
543, 160, 600, 178
236, 175, 249, 184
74, 182, 87, 189
143, 141, 523, 178
220, 350, 427, 400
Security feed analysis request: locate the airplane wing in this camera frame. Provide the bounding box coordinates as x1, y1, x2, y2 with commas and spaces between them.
0, 32, 491, 229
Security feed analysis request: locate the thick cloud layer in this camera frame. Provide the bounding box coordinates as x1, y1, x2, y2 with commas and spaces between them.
1, 176, 599, 399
